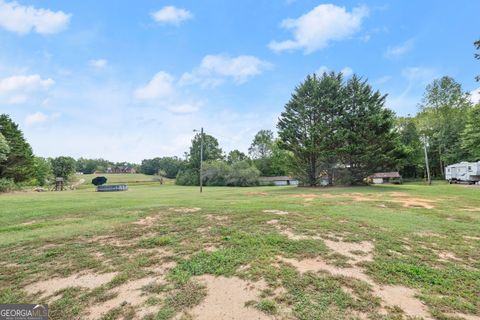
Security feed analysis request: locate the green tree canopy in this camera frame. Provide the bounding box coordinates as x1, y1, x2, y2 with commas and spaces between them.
461, 104, 480, 160
50, 156, 76, 180
248, 130, 274, 159
417, 76, 471, 176
475, 39, 480, 82
0, 114, 34, 182
227, 150, 248, 164
0, 133, 10, 162
278, 72, 401, 186
188, 133, 223, 170
33, 157, 52, 186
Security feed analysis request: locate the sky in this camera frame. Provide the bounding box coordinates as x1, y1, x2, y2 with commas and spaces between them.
0, 0, 479, 163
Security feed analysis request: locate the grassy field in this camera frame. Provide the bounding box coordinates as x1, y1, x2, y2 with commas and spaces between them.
0, 176, 479, 320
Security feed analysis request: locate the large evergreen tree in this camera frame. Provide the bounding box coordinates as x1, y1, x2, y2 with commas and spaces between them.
278, 73, 344, 186
0, 114, 35, 182
338, 75, 401, 184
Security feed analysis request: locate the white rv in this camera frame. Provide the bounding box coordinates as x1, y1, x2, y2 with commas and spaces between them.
445, 161, 480, 184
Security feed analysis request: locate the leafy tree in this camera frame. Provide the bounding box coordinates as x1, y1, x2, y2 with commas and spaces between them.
417, 76, 471, 176
338, 75, 402, 184
227, 150, 248, 164
187, 133, 223, 170
140, 157, 185, 178
0, 133, 10, 162
248, 130, 274, 159
278, 73, 344, 186
396, 117, 423, 178
226, 161, 260, 186
33, 157, 52, 186
92, 176, 107, 186
475, 39, 480, 82
0, 114, 35, 182
270, 140, 293, 176
175, 169, 198, 186
202, 161, 230, 186
461, 104, 480, 160
50, 156, 76, 180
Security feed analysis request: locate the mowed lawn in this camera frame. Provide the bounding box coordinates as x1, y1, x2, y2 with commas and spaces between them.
0, 178, 479, 320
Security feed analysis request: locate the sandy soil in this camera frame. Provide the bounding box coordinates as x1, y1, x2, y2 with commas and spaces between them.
262, 209, 289, 215
186, 275, 270, 320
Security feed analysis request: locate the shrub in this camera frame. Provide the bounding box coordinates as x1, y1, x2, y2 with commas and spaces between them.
0, 178, 16, 193
176, 169, 199, 186
92, 176, 107, 186
226, 161, 260, 186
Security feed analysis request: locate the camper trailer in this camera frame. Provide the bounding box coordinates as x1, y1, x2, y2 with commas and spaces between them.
445, 161, 480, 184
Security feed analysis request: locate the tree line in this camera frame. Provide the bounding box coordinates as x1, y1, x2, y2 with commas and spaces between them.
1, 40, 478, 190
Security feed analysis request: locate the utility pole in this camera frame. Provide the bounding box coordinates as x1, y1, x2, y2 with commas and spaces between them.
194, 127, 204, 193
422, 135, 431, 185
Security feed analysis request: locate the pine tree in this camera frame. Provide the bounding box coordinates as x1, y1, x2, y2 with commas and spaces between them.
0, 114, 35, 182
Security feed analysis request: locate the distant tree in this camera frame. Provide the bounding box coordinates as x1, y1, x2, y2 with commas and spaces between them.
227, 150, 248, 164
475, 39, 480, 82
396, 117, 423, 178
0, 133, 10, 162
0, 114, 35, 182
417, 76, 471, 176
92, 176, 107, 186
226, 161, 260, 186
278, 73, 344, 186
270, 141, 293, 176
461, 104, 480, 160
140, 157, 185, 178
188, 133, 223, 170
51, 156, 76, 180
202, 161, 230, 186
33, 157, 52, 186
248, 130, 274, 159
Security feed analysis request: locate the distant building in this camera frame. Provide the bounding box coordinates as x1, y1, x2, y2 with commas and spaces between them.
106, 167, 136, 174
368, 172, 402, 184
260, 176, 299, 186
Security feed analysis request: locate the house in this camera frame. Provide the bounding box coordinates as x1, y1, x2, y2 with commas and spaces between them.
106, 167, 137, 174
260, 176, 299, 186
368, 172, 402, 184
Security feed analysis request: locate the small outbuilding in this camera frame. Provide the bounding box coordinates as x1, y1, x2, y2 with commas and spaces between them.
260, 176, 299, 186
368, 172, 402, 184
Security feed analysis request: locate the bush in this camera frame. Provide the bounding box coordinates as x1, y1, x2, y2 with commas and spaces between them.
176, 169, 199, 186
226, 161, 260, 186
91, 176, 107, 186
0, 178, 16, 193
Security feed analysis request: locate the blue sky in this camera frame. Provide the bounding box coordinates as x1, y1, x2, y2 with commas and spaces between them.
0, 0, 479, 162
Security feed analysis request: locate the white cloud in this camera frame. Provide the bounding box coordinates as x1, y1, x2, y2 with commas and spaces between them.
179, 54, 272, 87
470, 88, 480, 104
315, 65, 353, 77
269, 4, 368, 54
25, 112, 47, 125
340, 67, 353, 77
374, 75, 392, 85
168, 103, 200, 114
134, 71, 175, 100
385, 39, 414, 59
151, 6, 192, 25
0, 0, 71, 35
89, 59, 108, 69
401, 67, 437, 84
0, 74, 54, 104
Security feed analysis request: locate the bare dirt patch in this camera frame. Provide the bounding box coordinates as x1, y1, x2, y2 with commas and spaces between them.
170, 207, 201, 213
266, 219, 279, 225
186, 275, 270, 320
244, 192, 270, 196
463, 235, 480, 241
262, 209, 289, 216
25, 272, 118, 299
323, 238, 374, 263
444, 313, 480, 320
87, 276, 157, 319
278, 256, 432, 319
133, 216, 157, 226
205, 214, 229, 222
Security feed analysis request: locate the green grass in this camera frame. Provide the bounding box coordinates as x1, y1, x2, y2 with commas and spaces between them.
0, 176, 479, 320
